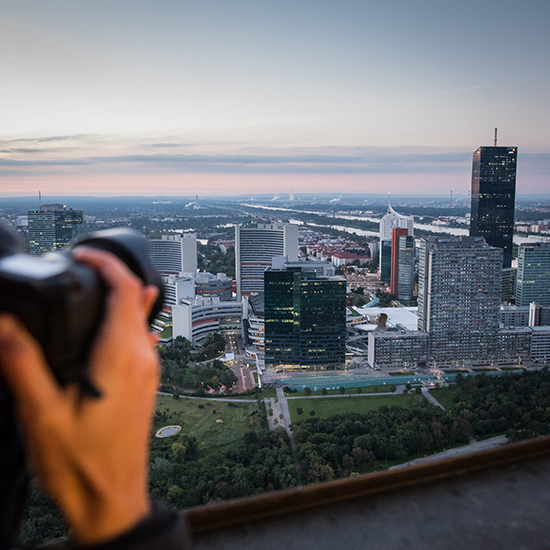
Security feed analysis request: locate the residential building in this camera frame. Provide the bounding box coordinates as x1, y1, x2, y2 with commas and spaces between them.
264, 265, 346, 368
148, 233, 197, 276
500, 305, 530, 328
497, 328, 532, 362
516, 243, 550, 306
470, 145, 517, 268
418, 236, 502, 364
367, 329, 429, 369
235, 223, 298, 299
530, 327, 550, 363
28, 204, 83, 255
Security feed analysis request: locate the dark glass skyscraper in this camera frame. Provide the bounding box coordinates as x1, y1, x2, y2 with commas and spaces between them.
264, 267, 346, 368
470, 146, 517, 268
28, 204, 83, 255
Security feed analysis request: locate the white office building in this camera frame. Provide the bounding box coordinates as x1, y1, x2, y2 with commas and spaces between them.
148, 234, 197, 276
173, 297, 243, 347
235, 223, 298, 299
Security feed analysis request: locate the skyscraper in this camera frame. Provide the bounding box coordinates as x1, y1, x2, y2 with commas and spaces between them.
470, 145, 517, 268
396, 233, 415, 303
235, 223, 298, 300
264, 265, 346, 368
27, 204, 83, 255
418, 236, 502, 363
379, 197, 413, 284
148, 234, 197, 276
516, 243, 550, 306
390, 227, 408, 297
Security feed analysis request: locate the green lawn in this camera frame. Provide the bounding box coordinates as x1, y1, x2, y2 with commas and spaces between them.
289, 394, 417, 421
388, 371, 415, 376
439, 369, 470, 374
471, 368, 498, 372
429, 387, 458, 411
253, 372, 259, 383
500, 367, 526, 371
153, 395, 259, 459
287, 385, 393, 397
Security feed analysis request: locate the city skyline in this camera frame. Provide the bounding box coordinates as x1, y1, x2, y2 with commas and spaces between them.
1, 1, 549, 197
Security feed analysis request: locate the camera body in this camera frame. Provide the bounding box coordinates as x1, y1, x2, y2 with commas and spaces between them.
0, 226, 164, 546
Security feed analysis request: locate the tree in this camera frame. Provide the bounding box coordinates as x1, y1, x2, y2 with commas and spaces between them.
172, 390, 180, 399
171, 442, 187, 463
415, 387, 422, 395
321, 388, 328, 396
304, 387, 312, 396
310, 410, 316, 416
268, 408, 274, 416
389, 384, 397, 393
297, 407, 303, 415
406, 383, 412, 390
339, 386, 345, 395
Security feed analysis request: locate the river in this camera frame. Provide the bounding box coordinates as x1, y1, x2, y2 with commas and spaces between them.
243, 203, 547, 245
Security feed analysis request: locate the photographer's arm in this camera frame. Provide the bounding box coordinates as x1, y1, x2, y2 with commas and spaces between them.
0, 249, 167, 546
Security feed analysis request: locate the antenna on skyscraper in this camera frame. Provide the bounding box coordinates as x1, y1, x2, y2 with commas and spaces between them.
39, 190, 42, 208
450, 190, 453, 208
494, 128, 498, 147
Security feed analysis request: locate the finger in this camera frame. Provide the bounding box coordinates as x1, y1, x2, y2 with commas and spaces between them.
73, 248, 143, 324
0, 315, 62, 417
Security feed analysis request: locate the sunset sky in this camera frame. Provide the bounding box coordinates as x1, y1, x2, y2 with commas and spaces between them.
1, 0, 549, 197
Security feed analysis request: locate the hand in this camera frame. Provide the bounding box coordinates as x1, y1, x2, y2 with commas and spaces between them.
0, 248, 160, 545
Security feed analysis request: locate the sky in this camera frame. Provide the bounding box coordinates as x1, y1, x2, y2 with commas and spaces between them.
1, 0, 549, 197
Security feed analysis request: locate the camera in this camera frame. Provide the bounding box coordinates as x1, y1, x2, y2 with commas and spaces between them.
0, 225, 164, 547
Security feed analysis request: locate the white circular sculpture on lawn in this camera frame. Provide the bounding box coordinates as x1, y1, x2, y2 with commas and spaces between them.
155, 425, 182, 438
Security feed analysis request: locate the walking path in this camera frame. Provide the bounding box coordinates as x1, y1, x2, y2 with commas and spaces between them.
421, 388, 446, 410
390, 435, 508, 470
286, 389, 404, 399
157, 391, 257, 403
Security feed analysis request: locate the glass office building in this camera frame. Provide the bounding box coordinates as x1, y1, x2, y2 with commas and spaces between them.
264, 267, 346, 368
28, 204, 83, 255
470, 146, 517, 268
516, 243, 550, 306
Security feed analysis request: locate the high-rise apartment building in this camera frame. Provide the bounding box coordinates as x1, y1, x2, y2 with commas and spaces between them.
418, 236, 502, 363
264, 266, 346, 368
148, 234, 197, 276
379, 198, 413, 284
389, 227, 415, 302
396, 233, 415, 303
470, 145, 517, 268
235, 223, 298, 299
27, 204, 83, 255
516, 243, 550, 306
